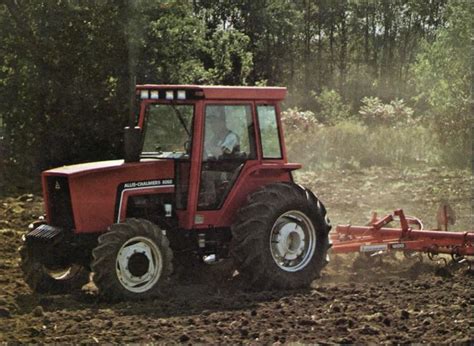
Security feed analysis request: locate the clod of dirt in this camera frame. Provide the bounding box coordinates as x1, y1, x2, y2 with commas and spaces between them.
179, 334, 190, 342
422, 318, 432, 326
434, 266, 453, 278
0, 229, 15, 237
27, 326, 42, 337
364, 312, 383, 321
360, 324, 381, 335
32, 306, 44, 317
400, 310, 410, 319
0, 307, 11, 318
298, 318, 317, 326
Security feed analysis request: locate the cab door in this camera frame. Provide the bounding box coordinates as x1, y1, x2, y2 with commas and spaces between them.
197, 102, 257, 210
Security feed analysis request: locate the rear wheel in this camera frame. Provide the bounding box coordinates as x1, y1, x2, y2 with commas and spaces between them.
231, 182, 331, 290
91, 218, 173, 301
20, 244, 90, 293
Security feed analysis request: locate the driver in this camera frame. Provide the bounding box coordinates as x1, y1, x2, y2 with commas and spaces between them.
204, 110, 240, 159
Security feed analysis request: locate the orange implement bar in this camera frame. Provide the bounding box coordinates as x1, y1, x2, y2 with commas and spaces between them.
330, 209, 474, 257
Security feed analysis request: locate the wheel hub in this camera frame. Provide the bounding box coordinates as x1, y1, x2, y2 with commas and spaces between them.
116, 236, 163, 293
270, 211, 316, 272
127, 252, 150, 277
274, 223, 306, 260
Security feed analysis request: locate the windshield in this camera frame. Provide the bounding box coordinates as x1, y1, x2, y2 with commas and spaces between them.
142, 104, 194, 158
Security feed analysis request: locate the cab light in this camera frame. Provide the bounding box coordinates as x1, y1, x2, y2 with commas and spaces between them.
150, 90, 159, 99
177, 90, 186, 100
140, 90, 149, 99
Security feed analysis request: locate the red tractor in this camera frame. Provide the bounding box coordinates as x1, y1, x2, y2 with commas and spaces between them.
20, 85, 331, 300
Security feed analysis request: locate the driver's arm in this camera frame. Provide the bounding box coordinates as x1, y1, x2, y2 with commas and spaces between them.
221, 132, 238, 154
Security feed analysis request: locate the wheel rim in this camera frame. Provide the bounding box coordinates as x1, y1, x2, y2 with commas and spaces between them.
269, 210, 316, 272
116, 236, 163, 293
44, 264, 83, 281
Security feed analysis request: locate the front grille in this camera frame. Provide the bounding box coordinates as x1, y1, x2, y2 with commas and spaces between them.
46, 176, 75, 229
26, 224, 63, 242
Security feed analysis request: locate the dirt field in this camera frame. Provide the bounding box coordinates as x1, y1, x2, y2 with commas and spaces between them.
0, 166, 472, 343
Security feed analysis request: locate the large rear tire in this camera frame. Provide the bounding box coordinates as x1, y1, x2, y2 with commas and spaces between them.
20, 244, 90, 294
91, 218, 173, 301
231, 182, 331, 290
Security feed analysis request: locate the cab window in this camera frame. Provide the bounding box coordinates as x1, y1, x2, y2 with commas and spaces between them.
257, 105, 282, 159
142, 104, 193, 158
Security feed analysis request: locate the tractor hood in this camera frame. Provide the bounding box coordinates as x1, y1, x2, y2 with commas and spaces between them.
42, 159, 175, 233
44, 160, 128, 177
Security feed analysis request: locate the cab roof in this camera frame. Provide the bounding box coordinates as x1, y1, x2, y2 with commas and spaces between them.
136, 84, 287, 101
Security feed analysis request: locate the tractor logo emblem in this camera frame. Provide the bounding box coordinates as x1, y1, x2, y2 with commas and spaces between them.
55, 181, 61, 190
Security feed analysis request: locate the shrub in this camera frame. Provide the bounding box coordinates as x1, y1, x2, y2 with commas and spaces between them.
281, 108, 318, 132
359, 97, 414, 127
282, 108, 441, 169
312, 88, 351, 124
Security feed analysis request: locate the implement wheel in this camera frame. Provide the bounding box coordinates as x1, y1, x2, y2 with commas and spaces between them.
91, 218, 173, 301
231, 182, 331, 290
20, 244, 90, 294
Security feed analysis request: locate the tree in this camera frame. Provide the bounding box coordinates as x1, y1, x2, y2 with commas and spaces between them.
0, 1, 130, 191
411, 0, 472, 166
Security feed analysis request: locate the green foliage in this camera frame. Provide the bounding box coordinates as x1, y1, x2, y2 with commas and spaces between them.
0, 1, 130, 190
312, 88, 351, 124
359, 97, 414, 127
142, 2, 207, 84
0, 0, 469, 192
411, 0, 472, 166
137, 2, 253, 85
206, 29, 253, 85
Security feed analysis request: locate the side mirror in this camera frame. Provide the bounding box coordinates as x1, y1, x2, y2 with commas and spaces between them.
124, 126, 142, 163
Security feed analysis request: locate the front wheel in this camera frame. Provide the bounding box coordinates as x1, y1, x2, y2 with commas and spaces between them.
20, 244, 90, 294
91, 218, 173, 301
231, 182, 331, 290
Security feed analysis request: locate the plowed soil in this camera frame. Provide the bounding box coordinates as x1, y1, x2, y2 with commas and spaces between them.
0, 166, 472, 343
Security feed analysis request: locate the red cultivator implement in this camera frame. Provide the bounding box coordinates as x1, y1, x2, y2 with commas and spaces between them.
331, 206, 474, 269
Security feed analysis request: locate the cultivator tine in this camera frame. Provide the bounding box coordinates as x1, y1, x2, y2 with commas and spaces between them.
453, 256, 466, 264
451, 253, 466, 264
369, 250, 385, 257
427, 252, 448, 267
450, 253, 473, 272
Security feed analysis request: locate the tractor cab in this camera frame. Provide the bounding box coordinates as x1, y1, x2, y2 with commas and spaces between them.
127, 85, 298, 230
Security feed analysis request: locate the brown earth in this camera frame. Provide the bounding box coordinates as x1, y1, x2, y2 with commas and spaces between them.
0, 166, 472, 343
